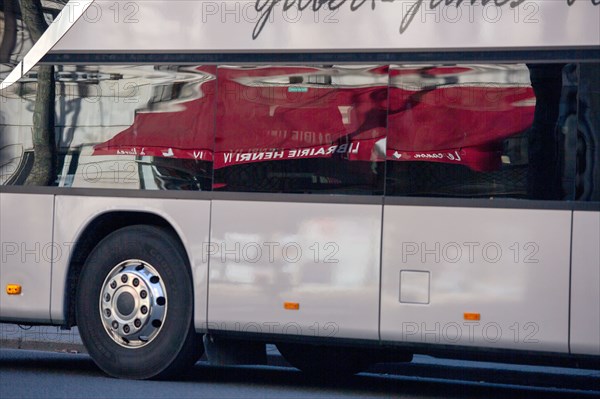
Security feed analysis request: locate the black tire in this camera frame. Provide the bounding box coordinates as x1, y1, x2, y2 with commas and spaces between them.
76, 225, 203, 379
276, 343, 374, 378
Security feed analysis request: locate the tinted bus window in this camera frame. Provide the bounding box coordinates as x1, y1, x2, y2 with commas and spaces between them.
385, 63, 584, 201
213, 65, 387, 194
1, 65, 215, 190
577, 63, 600, 202
3, 62, 598, 200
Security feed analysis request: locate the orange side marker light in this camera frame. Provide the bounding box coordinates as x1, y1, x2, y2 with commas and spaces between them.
6, 284, 22, 295
464, 312, 481, 321
284, 302, 300, 310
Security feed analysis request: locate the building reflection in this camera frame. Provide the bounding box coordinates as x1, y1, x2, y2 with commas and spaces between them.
1, 63, 599, 201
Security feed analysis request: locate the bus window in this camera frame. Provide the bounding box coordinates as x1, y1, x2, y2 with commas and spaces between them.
213, 65, 387, 195
1, 65, 216, 190
576, 63, 600, 202
385, 63, 581, 200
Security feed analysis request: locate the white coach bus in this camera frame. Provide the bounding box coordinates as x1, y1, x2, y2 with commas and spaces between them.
1, 0, 599, 379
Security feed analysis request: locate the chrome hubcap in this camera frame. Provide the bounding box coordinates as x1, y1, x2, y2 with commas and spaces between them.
99, 260, 167, 348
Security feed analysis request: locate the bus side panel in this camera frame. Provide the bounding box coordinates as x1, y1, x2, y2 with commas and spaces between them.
570, 210, 600, 355
381, 206, 571, 353
51, 196, 211, 329
0, 193, 54, 322
208, 200, 381, 340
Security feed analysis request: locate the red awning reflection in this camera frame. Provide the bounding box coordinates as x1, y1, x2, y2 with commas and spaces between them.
93, 65, 535, 172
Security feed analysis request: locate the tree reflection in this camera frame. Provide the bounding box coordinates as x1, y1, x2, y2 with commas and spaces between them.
0, 0, 18, 63
20, 0, 56, 185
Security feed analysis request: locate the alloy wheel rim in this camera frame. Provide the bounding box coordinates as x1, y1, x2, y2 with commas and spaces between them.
99, 260, 168, 348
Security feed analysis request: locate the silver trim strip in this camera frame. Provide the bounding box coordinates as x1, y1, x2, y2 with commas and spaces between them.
0, 0, 94, 90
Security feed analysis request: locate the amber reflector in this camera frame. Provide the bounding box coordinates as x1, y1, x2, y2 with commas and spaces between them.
464, 312, 481, 321
284, 302, 300, 310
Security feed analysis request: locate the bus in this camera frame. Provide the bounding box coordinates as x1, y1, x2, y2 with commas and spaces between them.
1, 0, 599, 379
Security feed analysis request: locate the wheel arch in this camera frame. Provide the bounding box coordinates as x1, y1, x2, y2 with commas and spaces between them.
63, 210, 189, 328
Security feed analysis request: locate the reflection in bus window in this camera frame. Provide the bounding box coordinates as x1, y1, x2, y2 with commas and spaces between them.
2, 63, 598, 200
577, 63, 600, 202
0, 65, 216, 190
0, 0, 66, 79
527, 64, 566, 200
213, 65, 387, 194
385, 63, 581, 200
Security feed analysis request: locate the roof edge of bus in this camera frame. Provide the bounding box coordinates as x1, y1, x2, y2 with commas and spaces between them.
0, 0, 95, 91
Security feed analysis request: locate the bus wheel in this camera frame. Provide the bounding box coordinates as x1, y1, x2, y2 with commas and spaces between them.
276, 343, 373, 378
76, 225, 202, 379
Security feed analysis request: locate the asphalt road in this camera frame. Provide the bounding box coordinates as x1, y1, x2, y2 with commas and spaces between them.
1, 349, 598, 399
